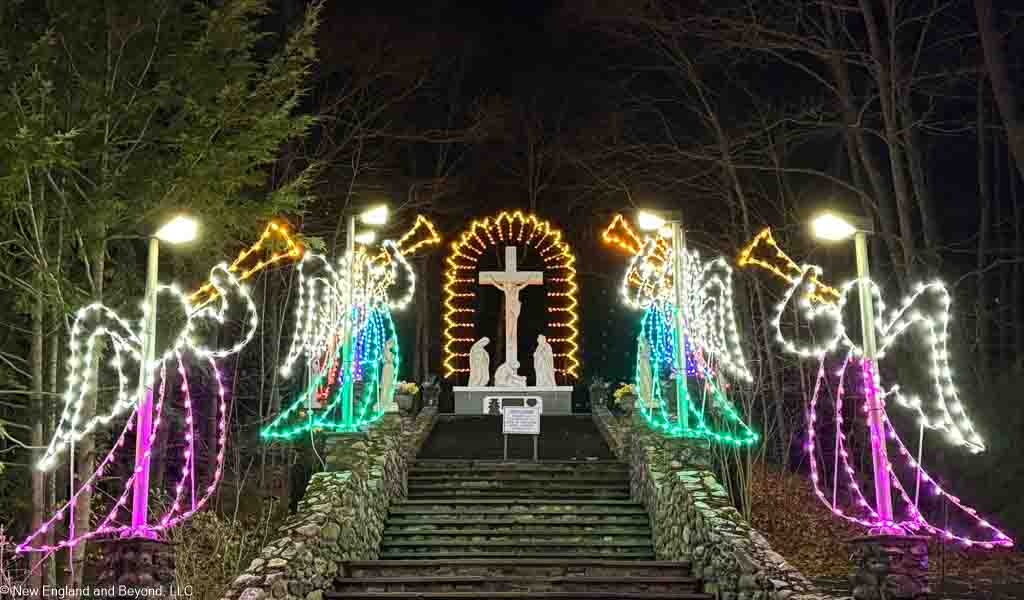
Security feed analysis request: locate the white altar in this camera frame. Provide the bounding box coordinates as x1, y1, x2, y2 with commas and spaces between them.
453, 246, 574, 414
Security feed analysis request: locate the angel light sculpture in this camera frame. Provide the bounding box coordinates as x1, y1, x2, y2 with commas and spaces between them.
260, 216, 441, 440
738, 228, 1012, 547
602, 214, 757, 446
20, 223, 302, 553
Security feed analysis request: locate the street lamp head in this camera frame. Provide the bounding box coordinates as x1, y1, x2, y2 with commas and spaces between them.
155, 215, 199, 244
811, 211, 859, 242
359, 204, 389, 226
637, 210, 667, 231
353, 230, 377, 245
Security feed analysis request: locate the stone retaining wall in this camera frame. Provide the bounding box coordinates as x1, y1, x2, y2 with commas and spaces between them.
593, 407, 841, 600
222, 408, 437, 600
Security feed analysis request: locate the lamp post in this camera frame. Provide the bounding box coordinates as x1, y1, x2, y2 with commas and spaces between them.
131, 215, 199, 535
638, 209, 689, 433
340, 204, 388, 430
810, 210, 896, 529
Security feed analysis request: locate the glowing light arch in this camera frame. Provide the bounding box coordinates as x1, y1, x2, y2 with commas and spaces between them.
443, 211, 580, 381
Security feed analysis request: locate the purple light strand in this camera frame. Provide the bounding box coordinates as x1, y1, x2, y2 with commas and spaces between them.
18, 355, 231, 553
803, 355, 1013, 547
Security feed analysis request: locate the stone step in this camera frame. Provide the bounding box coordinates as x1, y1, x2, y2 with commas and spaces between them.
409, 481, 630, 491
410, 460, 629, 474
323, 589, 708, 593
408, 474, 630, 484
390, 505, 648, 516
377, 550, 659, 560
396, 499, 640, 506
344, 559, 694, 579
383, 537, 654, 547
384, 526, 652, 536
332, 575, 702, 594
407, 490, 632, 500
382, 537, 653, 546
384, 516, 651, 527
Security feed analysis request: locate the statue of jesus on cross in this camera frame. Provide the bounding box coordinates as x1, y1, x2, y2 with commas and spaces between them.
479, 246, 543, 385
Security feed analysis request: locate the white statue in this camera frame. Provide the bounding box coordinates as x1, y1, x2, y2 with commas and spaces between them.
468, 337, 491, 387
533, 334, 557, 387
379, 338, 398, 412
494, 359, 527, 387
637, 337, 656, 409
479, 247, 543, 373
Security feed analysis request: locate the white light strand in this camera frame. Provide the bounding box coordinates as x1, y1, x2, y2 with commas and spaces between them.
619, 239, 753, 383
38, 262, 259, 471
772, 265, 984, 453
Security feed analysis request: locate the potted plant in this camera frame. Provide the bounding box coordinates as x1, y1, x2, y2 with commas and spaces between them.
395, 381, 420, 415
612, 383, 637, 416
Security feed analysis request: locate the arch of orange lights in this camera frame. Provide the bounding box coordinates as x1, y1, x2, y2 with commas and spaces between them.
443, 211, 580, 382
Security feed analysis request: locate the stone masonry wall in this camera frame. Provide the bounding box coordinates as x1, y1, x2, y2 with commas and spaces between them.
222, 407, 437, 600
594, 407, 841, 600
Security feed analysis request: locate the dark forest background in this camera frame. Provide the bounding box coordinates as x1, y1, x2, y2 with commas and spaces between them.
2, 0, 1024, 594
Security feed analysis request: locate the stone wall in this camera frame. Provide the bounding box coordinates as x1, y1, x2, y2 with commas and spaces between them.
222, 408, 437, 600
593, 407, 840, 600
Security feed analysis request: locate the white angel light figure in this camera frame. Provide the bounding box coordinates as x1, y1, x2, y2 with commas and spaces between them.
602, 214, 757, 445
21, 222, 301, 553
739, 227, 1010, 547
261, 216, 440, 439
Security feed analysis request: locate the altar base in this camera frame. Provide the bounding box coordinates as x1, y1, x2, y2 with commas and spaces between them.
453, 386, 573, 415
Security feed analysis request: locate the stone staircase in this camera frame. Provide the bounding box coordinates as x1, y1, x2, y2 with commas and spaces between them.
330, 460, 710, 599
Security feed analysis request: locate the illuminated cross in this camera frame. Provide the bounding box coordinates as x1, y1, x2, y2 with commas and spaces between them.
479, 246, 543, 364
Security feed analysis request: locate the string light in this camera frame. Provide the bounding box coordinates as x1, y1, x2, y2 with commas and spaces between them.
442, 211, 581, 380
190, 221, 302, 308
736, 227, 839, 305
634, 304, 758, 446
740, 229, 1007, 546
265, 216, 440, 439
602, 214, 757, 445
20, 352, 232, 553
39, 256, 273, 471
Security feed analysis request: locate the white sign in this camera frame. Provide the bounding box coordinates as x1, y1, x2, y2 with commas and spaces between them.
502, 406, 540, 435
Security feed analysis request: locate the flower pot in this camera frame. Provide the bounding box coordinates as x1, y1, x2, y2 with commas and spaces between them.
395, 394, 417, 415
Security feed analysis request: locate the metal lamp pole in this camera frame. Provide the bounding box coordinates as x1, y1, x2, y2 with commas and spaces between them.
853, 229, 895, 527
671, 220, 689, 432
131, 236, 161, 534
341, 214, 357, 429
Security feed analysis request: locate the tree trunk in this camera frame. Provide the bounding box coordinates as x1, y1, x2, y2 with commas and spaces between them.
30, 274, 45, 595
859, 0, 918, 281
71, 237, 104, 586
825, 6, 904, 280
1012, 150, 1023, 367
976, 77, 992, 386
47, 309, 60, 587
976, 0, 1024, 183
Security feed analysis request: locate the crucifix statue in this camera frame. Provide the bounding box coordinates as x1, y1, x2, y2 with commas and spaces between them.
479, 247, 543, 383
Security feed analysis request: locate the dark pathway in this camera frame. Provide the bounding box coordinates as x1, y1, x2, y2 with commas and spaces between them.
417, 415, 615, 460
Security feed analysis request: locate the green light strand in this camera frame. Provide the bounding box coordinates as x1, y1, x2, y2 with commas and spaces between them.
261, 306, 398, 440
634, 302, 758, 446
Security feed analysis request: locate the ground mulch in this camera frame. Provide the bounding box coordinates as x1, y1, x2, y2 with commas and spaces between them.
749, 464, 1024, 597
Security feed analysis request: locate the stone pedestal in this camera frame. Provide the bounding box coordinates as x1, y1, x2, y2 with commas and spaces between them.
97, 537, 175, 596
453, 386, 573, 414
849, 534, 930, 600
